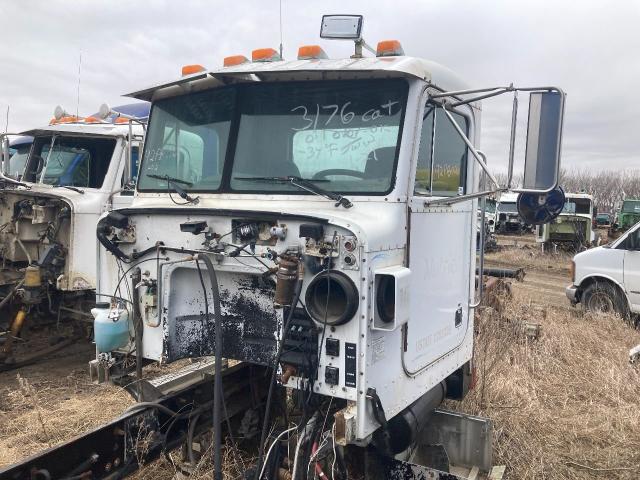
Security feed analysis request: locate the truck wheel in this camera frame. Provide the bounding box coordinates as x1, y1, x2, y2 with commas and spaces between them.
582, 282, 629, 318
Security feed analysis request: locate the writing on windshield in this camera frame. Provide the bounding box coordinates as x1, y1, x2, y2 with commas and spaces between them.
137, 79, 408, 195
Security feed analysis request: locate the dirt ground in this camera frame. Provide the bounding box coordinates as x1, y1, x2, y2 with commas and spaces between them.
1, 230, 639, 478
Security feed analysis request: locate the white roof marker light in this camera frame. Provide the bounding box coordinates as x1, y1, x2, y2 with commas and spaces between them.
319, 15, 363, 40
319, 15, 383, 58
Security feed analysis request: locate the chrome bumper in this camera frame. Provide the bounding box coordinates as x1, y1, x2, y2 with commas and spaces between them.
565, 285, 579, 304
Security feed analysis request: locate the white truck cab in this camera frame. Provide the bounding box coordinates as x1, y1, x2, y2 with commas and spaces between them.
93, 15, 566, 478
0, 105, 147, 364
536, 192, 598, 250
566, 219, 640, 317
496, 191, 528, 234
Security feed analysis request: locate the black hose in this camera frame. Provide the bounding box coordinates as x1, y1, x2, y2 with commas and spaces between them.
196, 253, 224, 480
187, 412, 202, 466
254, 274, 304, 480
131, 268, 143, 401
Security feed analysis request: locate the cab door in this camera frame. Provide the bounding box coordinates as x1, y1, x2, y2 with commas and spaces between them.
404, 101, 475, 371
623, 225, 640, 308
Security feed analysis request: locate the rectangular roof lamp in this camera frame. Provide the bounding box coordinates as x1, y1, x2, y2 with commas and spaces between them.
320, 15, 363, 40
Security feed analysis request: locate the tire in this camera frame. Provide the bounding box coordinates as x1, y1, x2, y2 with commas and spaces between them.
582, 281, 629, 318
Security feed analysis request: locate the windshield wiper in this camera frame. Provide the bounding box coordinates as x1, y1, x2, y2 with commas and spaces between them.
235, 176, 352, 209
53, 185, 85, 194
146, 174, 199, 204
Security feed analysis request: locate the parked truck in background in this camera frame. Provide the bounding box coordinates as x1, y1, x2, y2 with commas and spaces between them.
536, 192, 599, 250
0, 103, 148, 368
496, 192, 529, 234
609, 198, 640, 239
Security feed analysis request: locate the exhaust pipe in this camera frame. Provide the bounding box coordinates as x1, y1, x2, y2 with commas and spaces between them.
373, 381, 446, 455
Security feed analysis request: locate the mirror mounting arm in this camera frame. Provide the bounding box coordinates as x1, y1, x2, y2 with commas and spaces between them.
439, 105, 501, 190
507, 91, 518, 189
423, 150, 506, 207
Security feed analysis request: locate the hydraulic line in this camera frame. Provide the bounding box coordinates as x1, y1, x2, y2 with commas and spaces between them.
195, 253, 224, 480
254, 261, 304, 480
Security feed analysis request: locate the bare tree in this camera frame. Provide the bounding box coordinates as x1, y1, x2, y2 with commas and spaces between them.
493, 169, 640, 213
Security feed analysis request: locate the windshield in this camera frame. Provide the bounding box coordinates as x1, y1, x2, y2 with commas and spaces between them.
622, 200, 640, 213
25, 136, 117, 188
8, 145, 30, 178
138, 79, 408, 195
498, 202, 518, 213
562, 198, 591, 215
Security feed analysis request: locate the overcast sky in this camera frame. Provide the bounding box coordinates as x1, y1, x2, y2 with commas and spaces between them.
1, 0, 638, 173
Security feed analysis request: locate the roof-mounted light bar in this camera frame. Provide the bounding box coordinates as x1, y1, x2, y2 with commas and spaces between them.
297, 45, 328, 60
252, 48, 281, 62
223, 55, 250, 67
376, 40, 404, 57
181, 64, 206, 76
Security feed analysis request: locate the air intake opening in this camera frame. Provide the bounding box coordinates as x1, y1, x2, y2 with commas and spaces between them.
305, 270, 359, 326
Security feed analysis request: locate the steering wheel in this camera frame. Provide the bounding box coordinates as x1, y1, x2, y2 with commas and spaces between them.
312, 169, 366, 180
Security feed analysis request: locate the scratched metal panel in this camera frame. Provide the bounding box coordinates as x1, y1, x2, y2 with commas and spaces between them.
163, 266, 281, 365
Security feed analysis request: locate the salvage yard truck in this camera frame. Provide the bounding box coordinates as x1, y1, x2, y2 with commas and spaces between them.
1, 14, 566, 480
536, 192, 599, 250
496, 192, 529, 234
610, 198, 640, 239
0, 103, 148, 368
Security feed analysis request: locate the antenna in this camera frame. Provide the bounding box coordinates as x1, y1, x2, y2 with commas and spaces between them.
278, 0, 284, 59
76, 51, 82, 118
4, 106, 9, 133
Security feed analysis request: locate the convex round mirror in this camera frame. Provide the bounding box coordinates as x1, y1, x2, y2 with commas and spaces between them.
517, 187, 565, 225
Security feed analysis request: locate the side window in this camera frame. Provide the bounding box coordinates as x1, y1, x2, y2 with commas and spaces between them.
414, 105, 469, 197
623, 228, 640, 250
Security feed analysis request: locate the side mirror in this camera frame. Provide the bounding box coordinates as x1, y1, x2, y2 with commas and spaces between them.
522, 91, 565, 192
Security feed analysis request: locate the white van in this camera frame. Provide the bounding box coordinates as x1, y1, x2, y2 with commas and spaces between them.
566, 220, 640, 317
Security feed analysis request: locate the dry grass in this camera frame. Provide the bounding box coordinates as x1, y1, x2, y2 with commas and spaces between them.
449, 292, 640, 479
130, 440, 254, 480
486, 245, 574, 274
0, 366, 134, 466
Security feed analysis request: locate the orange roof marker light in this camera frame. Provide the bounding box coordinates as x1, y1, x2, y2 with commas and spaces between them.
376, 40, 405, 57
224, 55, 250, 67
83, 116, 103, 124
50, 116, 81, 125
297, 45, 328, 60
181, 64, 206, 76
252, 48, 281, 63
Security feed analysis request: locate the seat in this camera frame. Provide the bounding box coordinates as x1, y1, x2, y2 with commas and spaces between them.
364, 147, 396, 179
